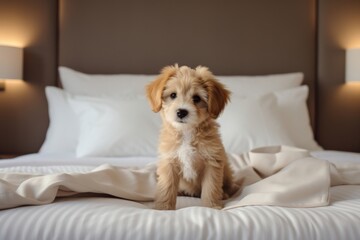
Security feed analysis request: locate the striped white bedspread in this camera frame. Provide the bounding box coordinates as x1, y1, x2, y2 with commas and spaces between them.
0, 151, 360, 240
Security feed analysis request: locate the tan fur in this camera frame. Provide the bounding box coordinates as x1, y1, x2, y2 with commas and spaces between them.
146, 64, 237, 210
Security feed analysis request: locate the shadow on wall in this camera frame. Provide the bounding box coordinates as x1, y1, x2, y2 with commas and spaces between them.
317, 0, 360, 152
0, 0, 57, 154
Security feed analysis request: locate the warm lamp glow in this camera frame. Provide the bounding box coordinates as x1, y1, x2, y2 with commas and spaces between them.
346, 48, 360, 83
0, 45, 23, 91
0, 13, 35, 48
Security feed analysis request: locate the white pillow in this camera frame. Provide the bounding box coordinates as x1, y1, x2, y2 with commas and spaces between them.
59, 66, 155, 97
59, 66, 303, 97
274, 86, 322, 150
218, 94, 295, 154
217, 72, 303, 95
69, 93, 296, 158
39, 87, 78, 154
68, 95, 161, 157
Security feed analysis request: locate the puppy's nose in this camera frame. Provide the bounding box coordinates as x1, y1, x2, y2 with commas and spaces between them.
177, 109, 188, 119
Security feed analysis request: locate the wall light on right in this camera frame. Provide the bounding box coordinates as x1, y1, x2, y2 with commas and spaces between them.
346, 48, 360, 83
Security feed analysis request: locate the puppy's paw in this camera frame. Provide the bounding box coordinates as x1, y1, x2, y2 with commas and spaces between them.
223, 182, 242, 199
222, 192, 230, 200
154, 201, 176, 210
203, 200, 224, 210
211, 204, 223, 210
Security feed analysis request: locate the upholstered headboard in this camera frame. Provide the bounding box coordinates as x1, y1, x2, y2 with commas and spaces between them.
58, 0, 316, 125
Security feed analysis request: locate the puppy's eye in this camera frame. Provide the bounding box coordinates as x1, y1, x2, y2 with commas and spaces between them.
170, 92, 177, 99
193, 95, 201, 103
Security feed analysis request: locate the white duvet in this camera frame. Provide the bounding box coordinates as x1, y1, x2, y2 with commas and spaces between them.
0, 148, 360, 240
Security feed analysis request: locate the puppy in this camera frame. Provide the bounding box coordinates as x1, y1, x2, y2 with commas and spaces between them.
146, 64, 236, 210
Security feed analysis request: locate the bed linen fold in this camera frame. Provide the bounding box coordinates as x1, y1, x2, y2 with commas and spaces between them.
1, 145, 360, 210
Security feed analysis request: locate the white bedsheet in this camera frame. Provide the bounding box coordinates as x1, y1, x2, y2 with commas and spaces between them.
1, 150, 359, 168
0, 152, 156, 168
0, 150, 359, 240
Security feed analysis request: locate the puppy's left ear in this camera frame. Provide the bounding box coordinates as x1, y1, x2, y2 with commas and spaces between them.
146, 65, 177, 112
196, 66, 230, 119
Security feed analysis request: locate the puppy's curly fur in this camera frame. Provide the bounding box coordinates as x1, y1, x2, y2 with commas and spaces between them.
147, 64, 237, 210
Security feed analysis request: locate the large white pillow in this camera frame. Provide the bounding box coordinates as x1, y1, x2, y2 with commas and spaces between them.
219, 85, 322, 153
218, 94, 295, 154
217, 72, 303, 95
68, 95, 161, 157
59, 66, 303, 96
59, 66, 155, 96
274, 86, 322, 150
68, 92, 304, 157
39, 87, 78, 154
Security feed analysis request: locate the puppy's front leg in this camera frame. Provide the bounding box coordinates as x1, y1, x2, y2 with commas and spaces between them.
155, 161, 180, 210
201, 163, 224, 209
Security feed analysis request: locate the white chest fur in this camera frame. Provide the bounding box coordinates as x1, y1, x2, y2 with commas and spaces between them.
177, 130, 197, 182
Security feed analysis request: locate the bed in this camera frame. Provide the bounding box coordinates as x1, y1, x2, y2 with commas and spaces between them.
1, 1, 360, 240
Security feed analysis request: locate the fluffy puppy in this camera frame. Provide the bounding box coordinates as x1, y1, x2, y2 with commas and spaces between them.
146, 64, 236, 210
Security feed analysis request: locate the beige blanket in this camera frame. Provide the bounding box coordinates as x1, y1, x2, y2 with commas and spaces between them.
1, 146, 360, 210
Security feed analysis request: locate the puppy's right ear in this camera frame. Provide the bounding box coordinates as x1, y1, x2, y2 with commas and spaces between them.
146, 65, 177, 112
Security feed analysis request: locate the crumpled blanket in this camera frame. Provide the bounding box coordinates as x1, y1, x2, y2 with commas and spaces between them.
1, 146, 359, 210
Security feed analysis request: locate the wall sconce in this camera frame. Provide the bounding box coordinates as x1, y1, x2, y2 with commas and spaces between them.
0, 45, 23, 91
346, 48, 360, 83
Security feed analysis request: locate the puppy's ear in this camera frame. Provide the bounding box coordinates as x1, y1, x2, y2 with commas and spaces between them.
196, 66, 230, 119
206, 79, 231, 119
146, 65, 177, 112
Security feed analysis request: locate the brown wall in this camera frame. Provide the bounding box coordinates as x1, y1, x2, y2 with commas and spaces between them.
0, 0, 57, 154
0, 0, 359, 154
317, 0, 360, 152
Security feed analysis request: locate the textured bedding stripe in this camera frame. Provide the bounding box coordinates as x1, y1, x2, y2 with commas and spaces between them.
0, 165, 360, 240
1, 188, 360, 240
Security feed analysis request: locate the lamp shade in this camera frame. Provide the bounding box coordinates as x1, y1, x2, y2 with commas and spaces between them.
0, 45, 23, 80
346, 48, 360, 83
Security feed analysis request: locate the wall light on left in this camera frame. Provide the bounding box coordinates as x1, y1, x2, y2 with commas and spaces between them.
0, 45, 23, 91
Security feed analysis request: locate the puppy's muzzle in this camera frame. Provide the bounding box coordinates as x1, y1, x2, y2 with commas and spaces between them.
176, 109, 188, 119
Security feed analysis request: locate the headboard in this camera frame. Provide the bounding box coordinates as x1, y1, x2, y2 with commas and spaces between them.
58, 0, 316, 124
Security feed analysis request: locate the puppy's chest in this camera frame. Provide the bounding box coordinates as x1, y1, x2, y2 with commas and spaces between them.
176, 132, 201, 182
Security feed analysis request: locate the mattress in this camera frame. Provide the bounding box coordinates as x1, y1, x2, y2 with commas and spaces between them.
0, 151, 359, 240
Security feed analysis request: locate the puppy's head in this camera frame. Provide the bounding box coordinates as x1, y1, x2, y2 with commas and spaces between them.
146, 64, 230, 129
